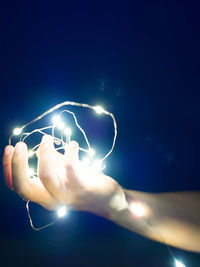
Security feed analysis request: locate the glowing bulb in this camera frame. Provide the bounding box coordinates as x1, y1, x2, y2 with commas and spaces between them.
57, 122, 65, 130
28, 150, 34, 157
92, 160, 104, 171
64, 127, 72, 136
175, 259, 186, 267
82, 157, 91, 165
94, 105, 105, 114
13, 128, 22, 136
28, 168, 34, 177
89, 148, 95, 157
57, 206, 67, 218
52, 115, 65, 129
129, 202, 145, 217
52, 115, 61, 125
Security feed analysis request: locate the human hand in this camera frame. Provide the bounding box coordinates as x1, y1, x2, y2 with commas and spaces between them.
2, 136, 125, 215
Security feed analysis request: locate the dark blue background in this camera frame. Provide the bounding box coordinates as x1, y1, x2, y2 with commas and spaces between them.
1, 1, 200, 266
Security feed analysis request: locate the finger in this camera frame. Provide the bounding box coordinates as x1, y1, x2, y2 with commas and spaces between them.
64, 141, 79, 166
64, 141, 82, 189
2, 145, 15, 189
12, 142, 57, 209
12, 142, 31, 197
38, 135, 68, 203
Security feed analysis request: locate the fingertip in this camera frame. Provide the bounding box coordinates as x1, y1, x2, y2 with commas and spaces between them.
4, 145, 14, 157
69, 140, 79, 152
15, 142, 27, 154
40, 135, 54, 153
41, 134, 53, 143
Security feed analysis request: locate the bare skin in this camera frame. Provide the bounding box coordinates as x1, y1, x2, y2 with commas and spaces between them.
2, 135, 200, 253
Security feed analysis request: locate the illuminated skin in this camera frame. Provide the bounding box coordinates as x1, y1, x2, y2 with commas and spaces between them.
2, 138, 200, 253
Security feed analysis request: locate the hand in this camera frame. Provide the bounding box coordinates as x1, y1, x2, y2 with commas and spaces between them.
2, 136, 124, 215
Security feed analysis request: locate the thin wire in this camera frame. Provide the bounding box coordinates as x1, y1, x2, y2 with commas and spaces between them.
142, 216, 176, 261
10, 101, 181, 265
26, 201, 57, 231
9, 101, 117, 162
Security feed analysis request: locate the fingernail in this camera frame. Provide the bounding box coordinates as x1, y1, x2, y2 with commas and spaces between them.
70, 141, 77, 148
42, 134, 52, 143
15, 142, 25, 153
4, 146, 12, 156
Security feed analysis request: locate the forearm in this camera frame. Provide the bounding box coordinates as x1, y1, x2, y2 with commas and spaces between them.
92, 186, 200, 252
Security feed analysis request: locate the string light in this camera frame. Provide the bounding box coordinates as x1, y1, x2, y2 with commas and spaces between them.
9, 101, 117, 230
57, 206, 67, 218
94, 105, 105, 114
28, 150, 34, 158
129, 201, 146, 217
27, 167, 35, 177
64, 127, 72, 136
13, 127, 22, 136
52, 115, 61, 125
57, 121, 65, 130
89, 148, 95, 157
9, 101, 186, 266
175, 259, 186, 267
82, 157, 91, 165
92, 160, 104, 172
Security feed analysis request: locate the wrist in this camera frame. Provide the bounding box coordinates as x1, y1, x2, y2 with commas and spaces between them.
86, 183, 129, 219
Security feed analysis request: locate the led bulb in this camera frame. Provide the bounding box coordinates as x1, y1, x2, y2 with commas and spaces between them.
28, 150, 34, 157
129, 202, 145, 217
13, 128, 22, 136
28, 168, 34, 177
89, 148, 95, 157
175, 260, 186, 267
57, 206, 67, 218
57, 122, 65, 130
94, 105, 105, 114
92, 160, 104, 171
52, 115, 61, 125
82, 157, 91, 165
64, 127, 72, 136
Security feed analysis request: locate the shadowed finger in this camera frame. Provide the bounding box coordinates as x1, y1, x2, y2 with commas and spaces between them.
2, 145, 15, 189
38, 135, 68, 203
12, 142, 57, 209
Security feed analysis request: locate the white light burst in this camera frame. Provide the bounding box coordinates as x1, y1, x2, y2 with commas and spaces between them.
57, 206, 67, 218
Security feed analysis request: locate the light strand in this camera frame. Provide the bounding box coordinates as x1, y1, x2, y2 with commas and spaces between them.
10, 101, 117, 230
10, 101, 185, 266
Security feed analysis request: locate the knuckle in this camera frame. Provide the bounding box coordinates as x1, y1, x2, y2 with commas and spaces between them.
39, 169, 52, 183
66, 163, 73, 171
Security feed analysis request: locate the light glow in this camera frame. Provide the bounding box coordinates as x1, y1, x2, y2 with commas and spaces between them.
9, 101, 187, 265
57, 121, 65, 130
175, 259, 186, 267
52, 115, 61, 125
28, 168, 34, 177
129, 201, 145, 217
9, 101, 117, 232
94, 105, 105, 114
89, 148, 95, 157
82, 157, 91, 165
28, 150, 34, 157
13, 128, 22, 136
57, 206, 67, 218
92, 160, 104, 171
64, 127, 72, 136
